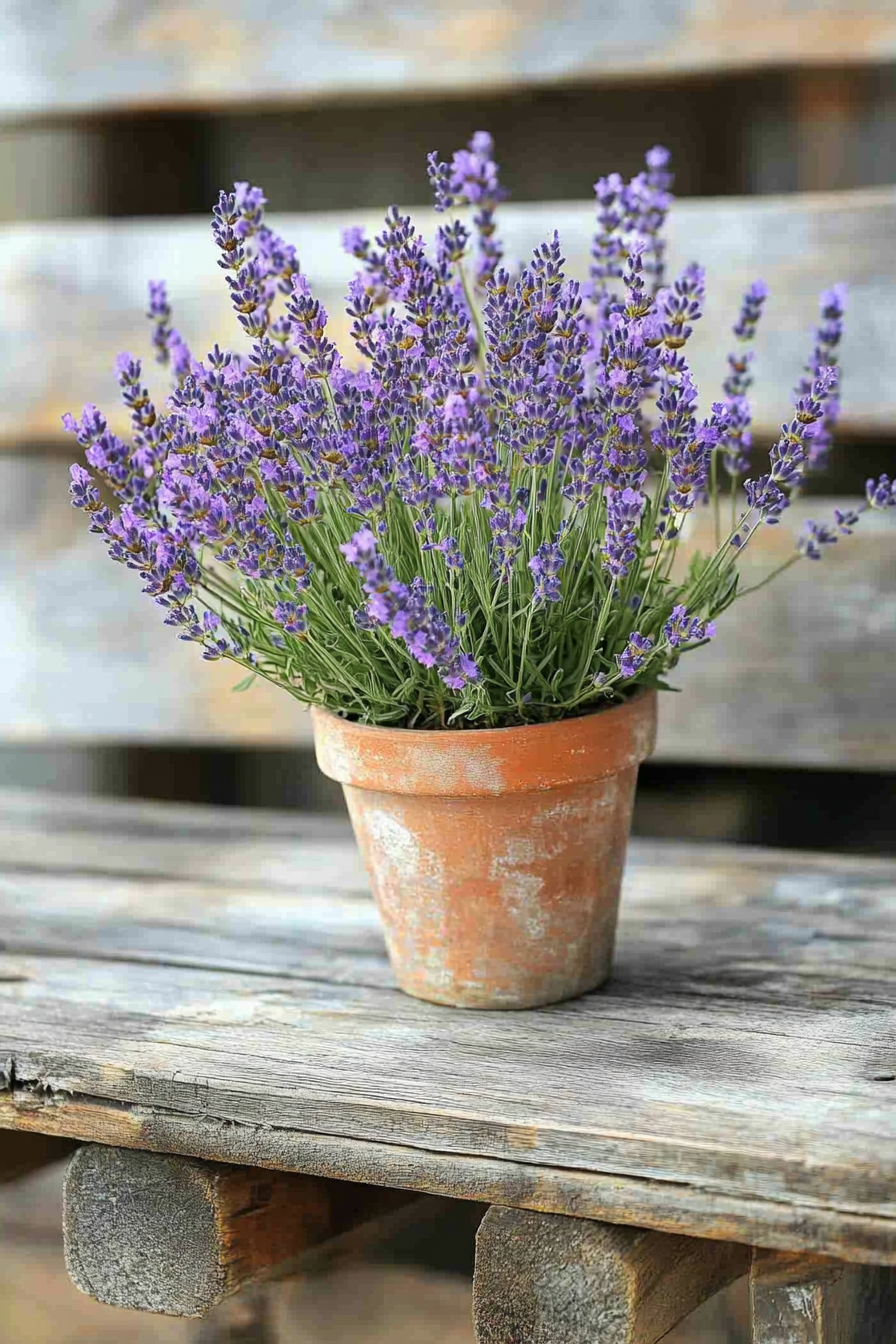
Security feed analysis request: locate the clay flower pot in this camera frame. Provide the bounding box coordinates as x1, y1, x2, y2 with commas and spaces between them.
312, 689, 657, 1010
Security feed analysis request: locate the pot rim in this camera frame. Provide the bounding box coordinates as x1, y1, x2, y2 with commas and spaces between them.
311, 687, 657, 797
311, 683, 651, 741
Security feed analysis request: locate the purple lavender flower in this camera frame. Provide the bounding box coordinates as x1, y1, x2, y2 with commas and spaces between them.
867, 474, 896, 510
744, 473, 789, 523
663, 606, 716, 647
797, 520, 839, 559
720, 280, 768, 477
69, 463, 102, 513
422, 535, 465, 571
62, 137, 875, 732
529, 540, 564, 605
616, 632, 654, 679
272, 601, 308, 635
656, 263, 705, 350
340, 529, 478, 691
602, 487, 644, 578
147, 279, 191, 376
795, 284, 846, 472
834, 506, 861, 534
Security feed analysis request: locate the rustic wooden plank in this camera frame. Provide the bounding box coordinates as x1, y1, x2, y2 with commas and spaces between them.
2, 191, 893, 448
1, 835, 896, 1262
3, 829, 896, 1002
63, 1144, 412, 1316
750, 1249, 896, 1342
472, 1205, 748, 1343
0, 1130, 74, 1182
2, 457, 895, 766
3, 1, 896, 118
9, 1088, 896, 1269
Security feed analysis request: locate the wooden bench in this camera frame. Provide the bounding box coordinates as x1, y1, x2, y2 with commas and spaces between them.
2, 788, 895, 1341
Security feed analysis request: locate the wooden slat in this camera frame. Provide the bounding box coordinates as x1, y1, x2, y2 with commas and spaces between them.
3, 1, 896, 118
2, 190, 894, 447
2, 812, 896, 1263
472, 1207, 748, 1343
2, 456, 894, 766
751, 1249, 896, 1342
63, 1144, 413, 1316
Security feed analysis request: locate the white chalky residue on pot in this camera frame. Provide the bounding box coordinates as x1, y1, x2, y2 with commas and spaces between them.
489, 834, 547, 939
363, 806, 421, 877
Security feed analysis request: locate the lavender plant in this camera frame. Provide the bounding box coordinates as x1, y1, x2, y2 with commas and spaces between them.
66, 134, 895, 729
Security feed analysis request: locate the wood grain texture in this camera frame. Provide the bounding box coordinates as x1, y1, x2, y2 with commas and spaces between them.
63, 1143, 411, 1316
3, 191, 893, 448
3, 459, 896, 766
2, 0, 896, 118
0, 1130, 74, 1182
1, 795, 896, 1263
750, 1249, 896, 1342
472, 1205, 748, 1343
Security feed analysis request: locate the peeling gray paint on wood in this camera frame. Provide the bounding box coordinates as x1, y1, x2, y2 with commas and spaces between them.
2, 0, 896, 118
1, 794, 896, 1263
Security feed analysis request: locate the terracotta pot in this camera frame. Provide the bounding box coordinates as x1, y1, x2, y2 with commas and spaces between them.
311, 689, 657, 1010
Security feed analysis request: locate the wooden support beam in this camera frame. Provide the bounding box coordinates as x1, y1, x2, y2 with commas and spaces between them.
472, 1205, 749, 1344
0, 1130, 75, 1183
751, 1249, 896, 1343
62, 1144, 411, 1317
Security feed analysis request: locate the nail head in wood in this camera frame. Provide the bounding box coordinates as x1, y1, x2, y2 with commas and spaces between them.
751, 1248, 896, 1343
473, 1205, 750, 1344
63, 1144, 409, 1317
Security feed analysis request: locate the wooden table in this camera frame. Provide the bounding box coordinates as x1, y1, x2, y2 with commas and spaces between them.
1, 788, 895, 1343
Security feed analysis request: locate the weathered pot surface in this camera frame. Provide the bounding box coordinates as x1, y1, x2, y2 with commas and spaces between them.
312, 689, 657, 1010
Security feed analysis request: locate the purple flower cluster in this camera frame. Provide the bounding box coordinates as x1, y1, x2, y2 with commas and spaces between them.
663, 606, 716, 647
794, 284, 846, 472
63, 131, 880, 726
529, 540, 564, 605
720, 280, 768, 477
340, 529, 478, 691
616, 632, 654, 679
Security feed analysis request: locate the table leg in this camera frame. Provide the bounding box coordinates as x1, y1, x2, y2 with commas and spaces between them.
472, 1206, 749, 1343
751, 1249, 896, 1343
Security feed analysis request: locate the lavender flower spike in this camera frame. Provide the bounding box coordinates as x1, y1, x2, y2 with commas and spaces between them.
616, 631, 654, 679
341, 529, 479, 691
663, 606, 716, 647
529, 540, 564, 605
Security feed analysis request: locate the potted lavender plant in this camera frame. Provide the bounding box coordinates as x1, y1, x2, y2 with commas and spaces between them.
66, 134, 894, 1009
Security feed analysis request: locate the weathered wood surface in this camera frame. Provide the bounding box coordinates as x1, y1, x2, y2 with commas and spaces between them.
3, 191, 893, 448
472, 1205, 748, 1343
1, 792, 896, 1263
63, 1144, 412, 1315
2, 0, 896, 118
0, 1129, 74, 1182
2, 456, 894, 768
751, 1248, 896, 1342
